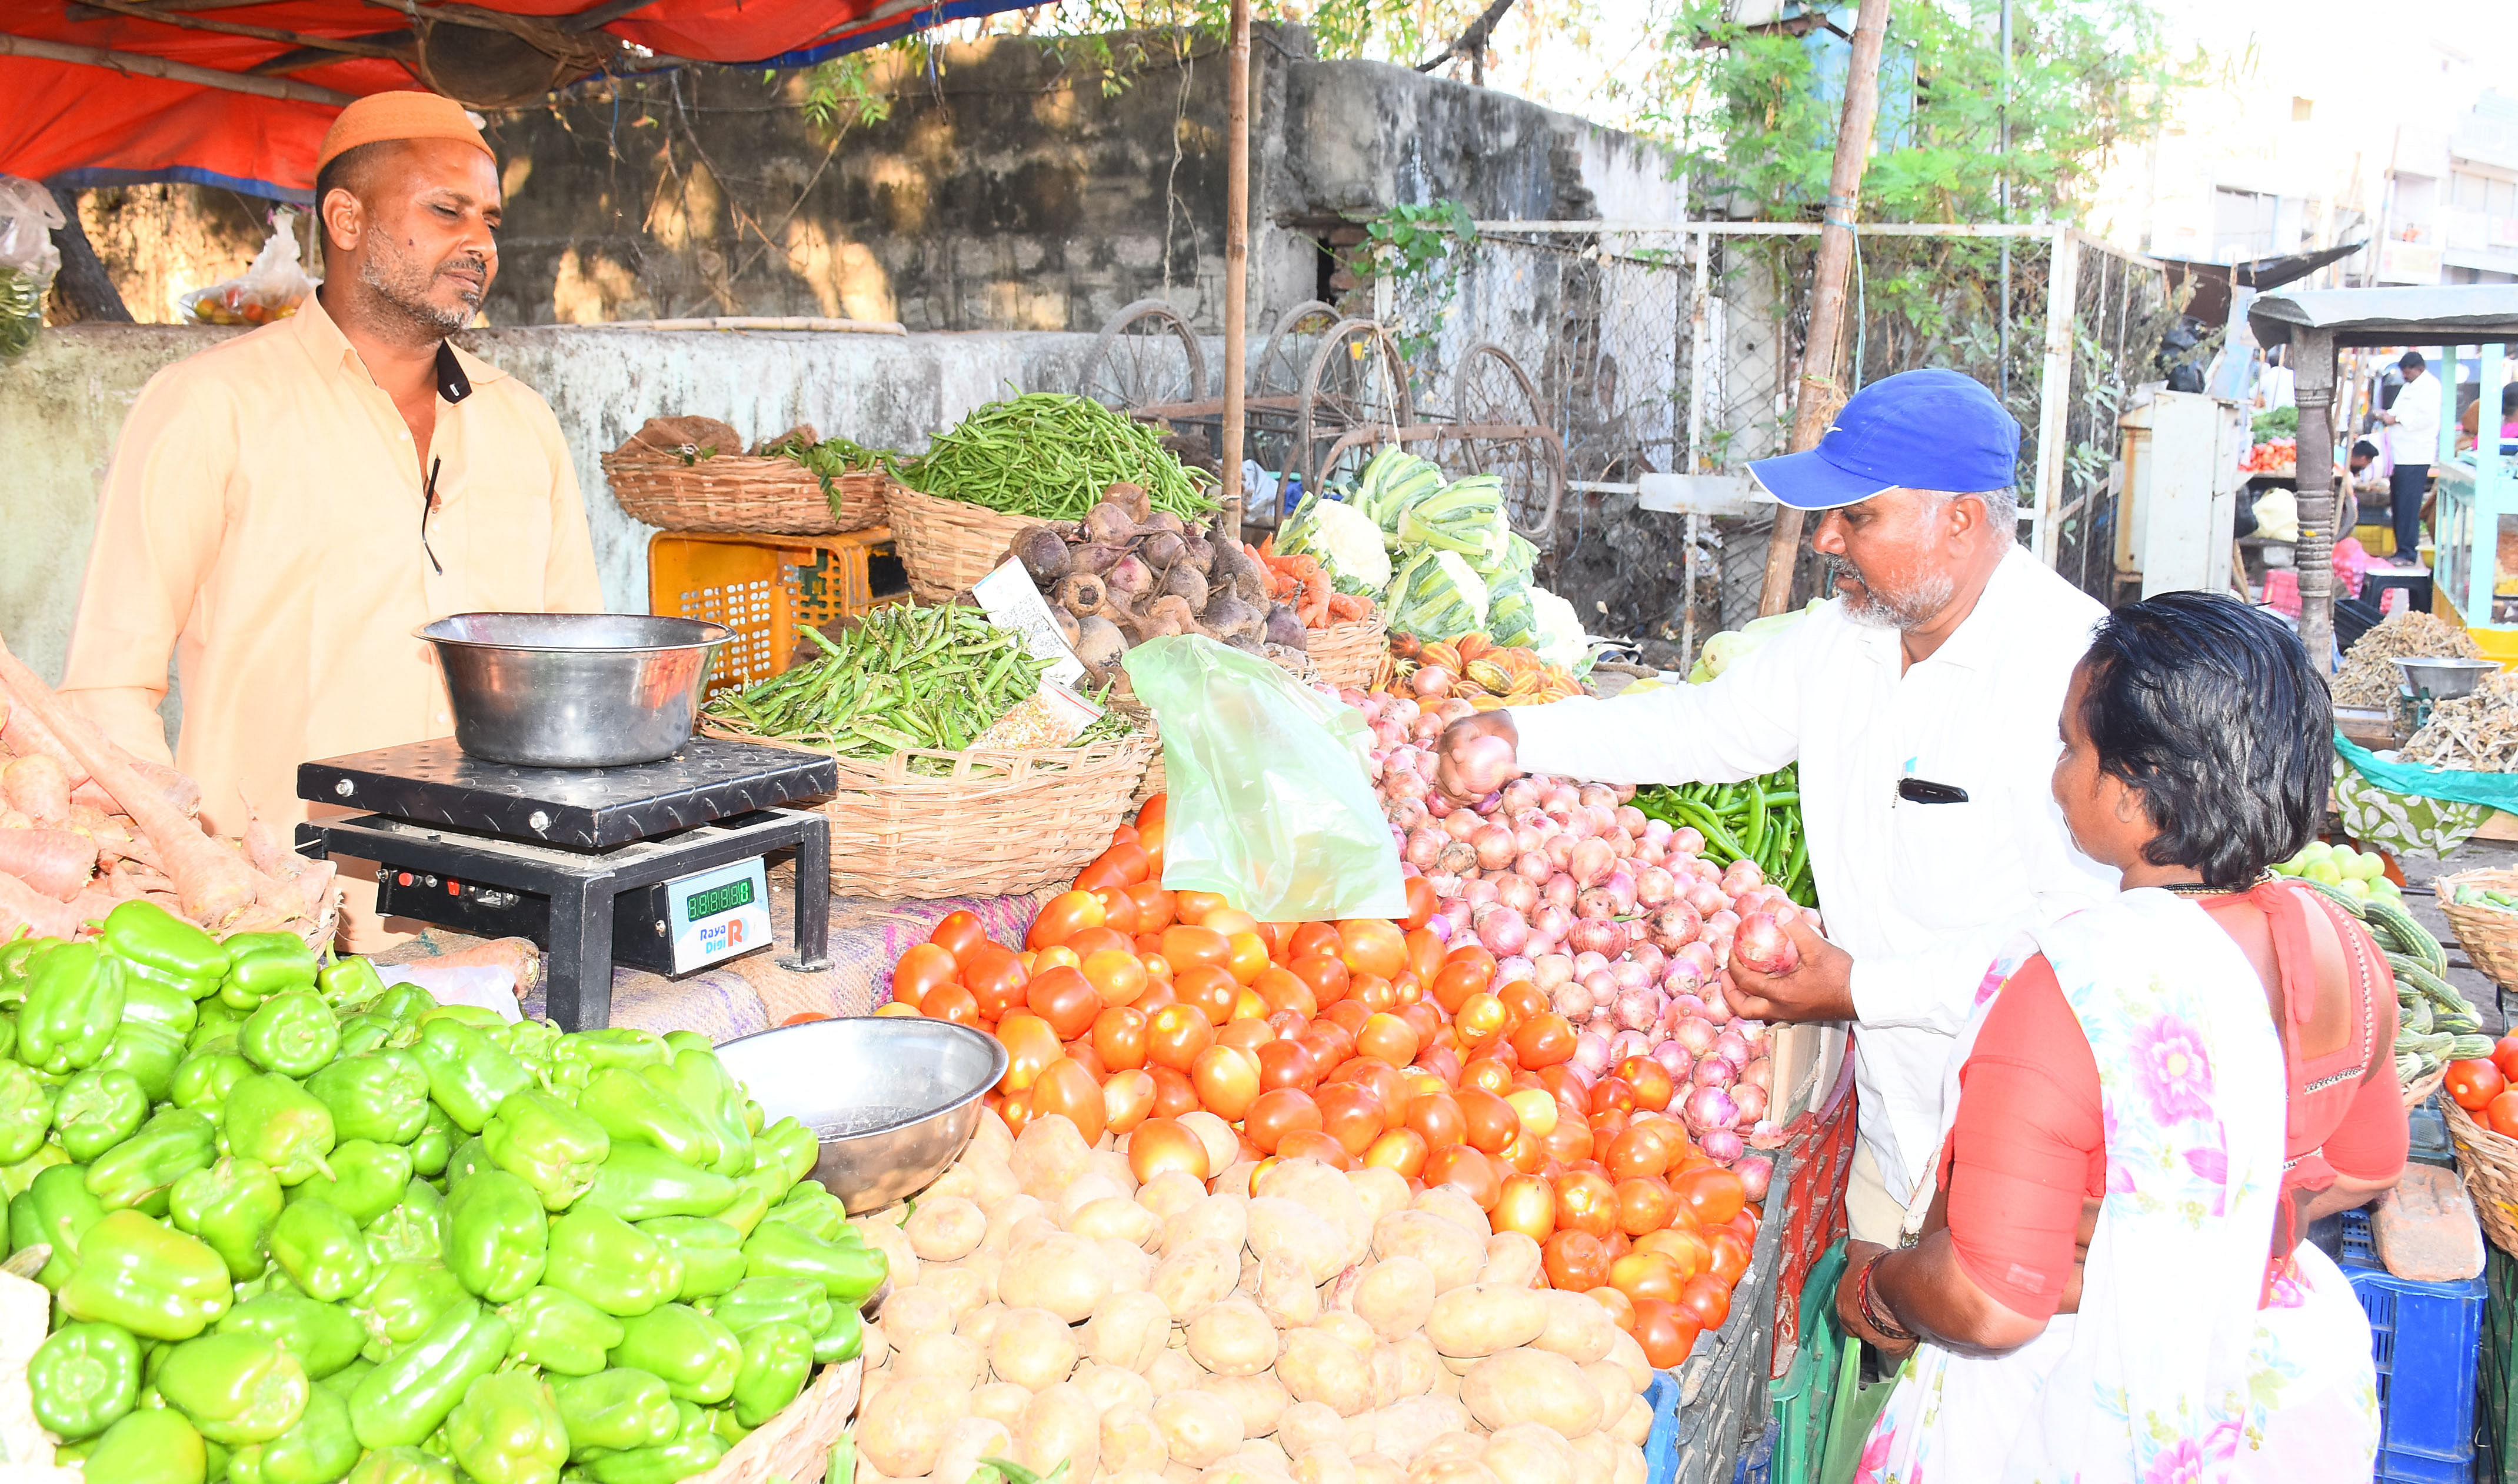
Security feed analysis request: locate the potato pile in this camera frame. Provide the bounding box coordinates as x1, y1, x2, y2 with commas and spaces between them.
848, 1111, 1655, 1484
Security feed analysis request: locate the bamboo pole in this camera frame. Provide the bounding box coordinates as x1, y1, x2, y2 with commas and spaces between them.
1220, 0, 1253, 532
1755, 0, 1894, 616
0, 30, 355, 105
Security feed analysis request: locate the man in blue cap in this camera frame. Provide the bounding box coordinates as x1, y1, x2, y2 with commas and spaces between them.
1432, 368, 2113, 1243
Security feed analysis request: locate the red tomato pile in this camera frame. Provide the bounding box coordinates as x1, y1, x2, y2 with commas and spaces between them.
2446, 1035, 2518, 1136
884, 795, 1759, 1368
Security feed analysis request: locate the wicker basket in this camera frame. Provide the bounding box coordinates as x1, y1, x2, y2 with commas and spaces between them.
711, 728, 1155, 898
1107, 690, 1164, 808
2441, 868, 2518, 993
881, 484, 1040, 602
602, 432, 891, 536
690, 1358, 861, 1484
1308, 609, 1391, 692
2403, 1062, 2448, 1112
2443, 1097, 2518, 1253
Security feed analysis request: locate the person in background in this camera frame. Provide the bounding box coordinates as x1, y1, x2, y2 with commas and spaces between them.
2377, 351, 2441, 604
1834, 592, 2395, 1482
1430, 369, 2114, 1248
2255, 343, 2297, 411
2456, 382, 2518, 456
60, 92, 602, 949
2343, 437, 2386, 544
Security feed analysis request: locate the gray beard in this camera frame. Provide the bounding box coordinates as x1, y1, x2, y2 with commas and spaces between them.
360, 251, 475, 336
1834, 559, 1956, 631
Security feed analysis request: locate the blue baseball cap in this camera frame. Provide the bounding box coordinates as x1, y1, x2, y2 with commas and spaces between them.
1746, 368, 2021, 511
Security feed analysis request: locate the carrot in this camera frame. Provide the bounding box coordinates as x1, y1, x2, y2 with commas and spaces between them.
2, 755, 70, 824
413, 936, 545, 999
0, 636, 254, 926
1, 701, 89, 789
0, 829, 96, 901
0, 871, 86, 941
72, 760, 200, 820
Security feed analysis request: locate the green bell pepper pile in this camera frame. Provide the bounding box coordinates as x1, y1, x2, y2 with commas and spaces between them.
0, 901, 879, 1484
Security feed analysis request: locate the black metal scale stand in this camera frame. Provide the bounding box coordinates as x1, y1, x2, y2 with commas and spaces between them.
294, 738, 838, 1030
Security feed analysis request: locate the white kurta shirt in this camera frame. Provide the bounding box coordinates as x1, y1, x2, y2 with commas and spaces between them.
1507, 546, 2115, 1202
2389, 373, 2443, 465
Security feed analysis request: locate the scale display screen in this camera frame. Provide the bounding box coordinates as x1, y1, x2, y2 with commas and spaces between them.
664, 858, 774, 973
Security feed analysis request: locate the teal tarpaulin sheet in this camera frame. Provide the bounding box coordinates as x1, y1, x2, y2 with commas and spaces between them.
2333, 731, 2518, 812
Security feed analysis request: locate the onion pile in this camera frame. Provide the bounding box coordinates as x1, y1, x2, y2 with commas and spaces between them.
1341, 687, 1820, 1174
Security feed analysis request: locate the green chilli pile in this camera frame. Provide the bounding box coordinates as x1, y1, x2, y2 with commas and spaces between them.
1633, 766, 1814, 907
3, 899, 882, 1484
899, 394, 1215, 521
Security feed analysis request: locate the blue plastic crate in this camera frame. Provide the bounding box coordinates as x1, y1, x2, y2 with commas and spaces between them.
2340, 1210, 2487, 1475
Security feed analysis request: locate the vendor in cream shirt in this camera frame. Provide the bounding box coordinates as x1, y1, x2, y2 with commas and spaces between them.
1433, 369, 2115, 1242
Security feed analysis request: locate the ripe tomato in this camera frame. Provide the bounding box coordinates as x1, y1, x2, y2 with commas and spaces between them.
1553, 1170, 1617, 1239
1298, 1020, 1355, 1072
1217, 1016, 1274, 1051
963, 945, 1030, 1020
1277, 1129, 1355, 1170
1589, 1075, 1640, 1119
1630, 1298, 1700, 1369
1617, 1055, 1676, 1113
1255, 1039, 1317, 1092
1400, 926, 1444, 989
1616, 1176, 1677, 1235
2483, 1088, 2518, 1139
1253, 966, 1318, 1020
1160, 925, 1233, 975
995, 1087, 1033, 1135
1147, 1003, 1217, 1072
1511, 1012, 1577, 1069
2494, 1035, 2518, 1085
1091, 1006, 1151, 1071
1150, 1065, 1201, 1119
1024, 965, 1101, 1040
1134, 796, 1168, 868
1636, 1226, 1710, 1282
1349, 973, 1396, 1013
1455, 993, 1510, 1043
1315, 1081, 1388, 1156
1168, 965, 1235, 1028
1541, 1115, 1596, 1167
1244, 1088, 1324, 1155
1032, 944, 1080, 973
1364, 1127, 1431, 1178
1402, 875, 1437, 931
1064, 926, 1131, 962
1491, 1173, 1558, 1242
1498, 979, 1549, 1025
1125, 882, 1177, 935
1172, 889, 1227, 925
1405, 1092, 1466, 1149
1608, 1250, 1681, 1303
1103, 1068, 1156, 1133
1191, 1044, 1263, 1120
1357, 1013, 1422, 1068
1027, 890, 1106, 950
1073, 840, 1150, 892
1606, 1126, 1676, 1182
1337, 920, 1408, 981
1031, 1057, 1106, 1144
1128, 1115, 1209, 1182
928, 910, 988, 967
1590, 1284, 1638, 1335
1224, 932, 1272, 986
994, 1012, 1064, 1093
1677, 1272, 1731, 1331
2447, 1058, 2509, 1112
1455, 1088, 1520, 1154
1673, 1166, 1748, 1228
891, 943, 961, 1006
1458, 1057, 1514, 1096
1707, 1229, 1750, 1286
1080, 949, 1150, 1008
920, 984, 979, 1026
1543, 1229, 1611, 1291
1425, 1144, 1502, 1210
1287, 955, 1349, 1010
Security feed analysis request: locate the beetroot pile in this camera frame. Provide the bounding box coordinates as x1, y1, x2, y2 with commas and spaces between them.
1342, 686, 1818, 1195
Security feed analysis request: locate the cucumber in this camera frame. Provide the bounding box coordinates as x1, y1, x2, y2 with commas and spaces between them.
2293, 876, 2370, 921
2363, 893, 2449, 976
2453, 1033, 2499, 1061
2386, 952, 2479, 1026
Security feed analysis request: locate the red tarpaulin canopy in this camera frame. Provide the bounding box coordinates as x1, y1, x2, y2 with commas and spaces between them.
4, 1, 1022, 200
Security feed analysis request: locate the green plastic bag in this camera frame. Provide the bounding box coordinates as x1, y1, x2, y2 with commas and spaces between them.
1121, 636, 1406, 922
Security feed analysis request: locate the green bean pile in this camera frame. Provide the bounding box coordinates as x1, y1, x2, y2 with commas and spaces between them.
704, 605, 1051, 759
899, 393, 1216, 519
1633, 765, 1816, 906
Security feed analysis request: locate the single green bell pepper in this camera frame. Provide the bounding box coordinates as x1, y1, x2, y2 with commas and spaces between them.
419, 1004, 507, 1031
29, 1319, 142, 1439
703, 1276, 829, 1340
756, 1119, 819, 1188
19, 941, 127, 1076
81, 1405, 209, 1484
170, 1157, 285, 1281
712, 1179, 771, 1240
501, 1284, 627, 1376
0, 1141, 68, 1199
345, 1297, 511, 1450
101, 901, 227, 996
728, 1320, 811, 1429
445, 1169, 548, 1302
577, 1069, 718, 1170
648, 1048, 754, 1176
364, 1181, 447, 1267
120, 970, 204, 1038
741, 1221, 884, 1305
222, 1075, 337, 1186
556, 1028, 671, 1077
412, 1021, 531, 1134
812, 1301, 862, 1365
722, 1161, 792, 1237
88, 1106, 219, 1212
316, 956, 387, 1012
344, 1447, 449, 1484
579, 1399, 727, 1484
348, 1260, 468, 1359
758, 1185, 845, 1245
238, 993, 341, 1081
99, 1019, 189, 1105
219, 1291, 365, 1380
0, 1059, 56, 1165
189, 1001, 249, 1047
637, 1216, 744, 1302
546, 1207, 681, 1318
371, 984, 436, 1026
578, 1145, 738, 1223
172, 1052, 254, 1119
332, 1014, 412, 1060
444, 1135, 488, 1188
482, 1090, 609, 1211
225, 1381, 359, 1484
11, 1159, 106, 1287
604, 1303, 740, 1405
549, 1368, 677, 1458
288, 1139, 411, 1226
445, 1370, 568, 1484
304, 1053, 429, 1147
61, 1209, 234, 1340
409, 1103, 457, 1179
491, 1019, 564, 1071
315, 1355, 374, 1396
156, 1330, 309, 1445
56, 1068, 150, 1163
218, 933, 318, 1012
267, 1198, 373, 1302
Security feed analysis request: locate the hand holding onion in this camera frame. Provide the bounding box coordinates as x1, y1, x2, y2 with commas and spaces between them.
1720, 906, 1856, 1023
1431, 712, 1524, 803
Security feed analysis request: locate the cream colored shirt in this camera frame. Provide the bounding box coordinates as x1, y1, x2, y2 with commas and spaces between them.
61, 292, 602, 844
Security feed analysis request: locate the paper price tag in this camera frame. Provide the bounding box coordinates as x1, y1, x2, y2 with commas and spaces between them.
974, 558, 1088, 688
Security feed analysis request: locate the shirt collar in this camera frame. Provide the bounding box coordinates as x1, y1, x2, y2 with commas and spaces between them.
291, 288, 505, 401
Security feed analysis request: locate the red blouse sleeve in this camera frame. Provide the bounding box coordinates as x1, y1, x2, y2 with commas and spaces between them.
1943, 955, 2106, 1319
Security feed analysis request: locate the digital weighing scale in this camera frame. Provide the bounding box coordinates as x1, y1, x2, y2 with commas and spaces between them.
294, 737, 838, 1029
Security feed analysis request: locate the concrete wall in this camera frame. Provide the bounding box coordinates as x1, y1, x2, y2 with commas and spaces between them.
0, 322, 1110, 703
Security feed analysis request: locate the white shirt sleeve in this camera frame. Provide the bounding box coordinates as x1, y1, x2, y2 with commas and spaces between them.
2394, 380, 2443, 461
1505, 613, 1814, 786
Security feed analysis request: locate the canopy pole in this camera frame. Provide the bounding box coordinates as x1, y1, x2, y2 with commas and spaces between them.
0, 31, 355, 105
1757, 0, 1893, 616
2296, 327, 2338, 667
1220, 0, 1252, 536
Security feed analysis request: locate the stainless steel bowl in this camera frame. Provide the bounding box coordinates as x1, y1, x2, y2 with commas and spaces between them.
2393, 656, 2500, 702
418, 613, 731, 768
714, 1017, 1008, 1213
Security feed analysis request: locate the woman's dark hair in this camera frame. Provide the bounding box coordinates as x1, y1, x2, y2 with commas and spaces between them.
2077, 592, 2329, 890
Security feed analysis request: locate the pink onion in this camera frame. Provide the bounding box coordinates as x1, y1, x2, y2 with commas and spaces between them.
1531, 953, 1574, 991
1651, 1039, 1690, 1081
1684, 1085, 1740, 1133
1385, 798, 1427, 832
1567, 919, 1625, 958
1440, 899, 1474, 936
1546, 835, 1577, 870
1612, 804, 1647, 836
1560, 808, 1598, 842
1672, 826, 1706, 855
1516, 851, 1554, 883
1733, 1153, 1774, 1201
1403, 829, 1444, 868
1543, 783, 1581, 815
1610, 1029, 1654, 1064
1713, 1031, 1753, 1069
1434, 699, 1474, 722
1463, 877, 1500, 909
1571, 951, 1610, 979
1634, 866, 1678, 909
1628, 942, 1668, 980
1454, 734, 1518, 797
1671, 1017, 1717, 1056
1581, 968, 1618, 1003
1543, 874, 1579, 912
1732, 1085, 1770, 1124
1705, 909, 1740, 937
1604, 869, 1638, 915
1578, 783, 1616, 809
1668, 992, 1708, 1023
1576, 887, 1618, 921
1720, 859, 1765, 895
1385, 769, 1428, 802
1663, 965, 1707, 1003
1731, 913, 1799, 976
1422, 912, 1454, 943
1572, 1032, 1614, 1078
1410, 712, 1445, 742
1412, 666, 1454, 698
1496, 874, 1539, 915
1495, 955, 1534, 985
1700, 1128, 1746, 1164
1615, 989, 1663, 1033
1499, 778, 1542, 815
1553, 978, 1598, 1021
1703, 985, 1734, 1025
1531, 905, 1574, 943
1435, 842, 1480, 879
1385, 694, 1421, 723
1608, 959, 1653, 993
1477, 906, 1530, 958
1584, 1013, 1618, 1039
1444, 810, 1481, 843
1739, 1058, 1773, 1092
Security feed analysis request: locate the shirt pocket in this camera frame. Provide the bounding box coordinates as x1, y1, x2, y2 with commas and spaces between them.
1886, 773, 2017, 932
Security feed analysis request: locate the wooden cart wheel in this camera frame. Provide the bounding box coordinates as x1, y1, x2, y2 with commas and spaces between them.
1296, 318, 1415, 496
1081, 298, 1207, 412
1253, 301, 1338, 398
1453, 343, 1563, 544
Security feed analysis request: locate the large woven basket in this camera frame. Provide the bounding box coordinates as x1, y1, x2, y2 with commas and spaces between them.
722, 730, 1154, 898
602, 436, 891, 536
1108, 690, 1164, 808
881, 484, 1038, 602
2440, 868, 2518, 994
690, 1358, 861, 1484
1308, 608, 1391, 692
2443, 1097, 2518, 1253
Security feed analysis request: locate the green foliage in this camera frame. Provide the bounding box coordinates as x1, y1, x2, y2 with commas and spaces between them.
796, 51, 898, 136
1355, 201, 1478, 366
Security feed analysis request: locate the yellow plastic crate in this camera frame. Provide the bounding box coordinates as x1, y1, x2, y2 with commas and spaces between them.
648, 528, 911, 699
